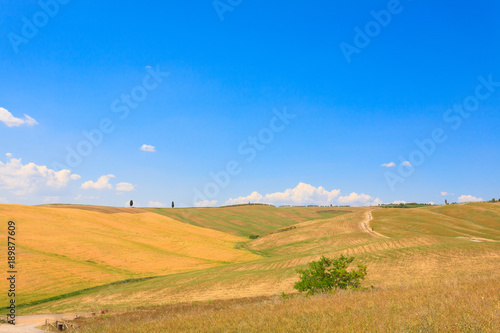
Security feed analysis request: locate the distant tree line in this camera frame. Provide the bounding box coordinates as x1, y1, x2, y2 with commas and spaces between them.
380, 203, 432, 209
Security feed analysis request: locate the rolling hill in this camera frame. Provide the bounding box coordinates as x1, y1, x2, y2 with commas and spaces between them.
0, 204, 261, 306
143, 204, 349, 237
4, 202, 497, 318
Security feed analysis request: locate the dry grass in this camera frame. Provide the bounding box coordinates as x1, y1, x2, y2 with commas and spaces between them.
372, 203, 500, 240
71, 275, 500, 332
0, 204, 259, 306
39, 204, 148, 214
3, 202, 500, 333
18, 203, 500, 315
144, 205, 351, 238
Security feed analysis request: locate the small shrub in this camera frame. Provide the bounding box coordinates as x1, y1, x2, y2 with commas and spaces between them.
294, 255, 367, 296
249, 234, 259, 239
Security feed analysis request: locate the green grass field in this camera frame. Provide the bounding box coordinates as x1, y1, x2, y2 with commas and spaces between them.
1, 202, 499, 331
143, 204, 349, 238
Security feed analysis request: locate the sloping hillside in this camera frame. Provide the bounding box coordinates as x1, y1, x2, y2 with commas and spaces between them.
0, 204, 259, 306
17, 203, 500, 314
371, 202, 500, 240
144, 204, 349, 237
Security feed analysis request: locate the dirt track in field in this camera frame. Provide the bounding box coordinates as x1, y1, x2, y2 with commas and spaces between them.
360, 211, 388, 238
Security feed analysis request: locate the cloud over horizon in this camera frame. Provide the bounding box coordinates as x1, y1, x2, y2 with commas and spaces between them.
0, 156, 80, 195
458, 195, 483, 203
392, 200, 407, 204
224, 182, 381, 207
0, 107, 38, 127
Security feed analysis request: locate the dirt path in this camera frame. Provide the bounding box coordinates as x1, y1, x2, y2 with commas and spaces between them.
360, 211, 388, 238
0, 313, 82, 333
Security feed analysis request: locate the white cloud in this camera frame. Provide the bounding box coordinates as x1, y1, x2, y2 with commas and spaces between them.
148, 201, 166, 207
266, 183, 341, 205
428, 201, 435, 205
6, 153, 12, 158
81, 174, 115, 190
458, 195, 483, 203
0, 107, 38, 127
116, 182, 134, 192
225, 191, 263, 206
392, 200, 407, 204
338, 192, 378, 205
401, 161, 412, 167
224, 183, 381, 207
440, 192, 454, 196
70, 174, 81, 180
0, 156, 80, 195
74, 194, 99, 201
225, 183, 341, 206
140, 144, 156, 152
381, 162, 396, 168
0, 197, 8, 203
195, 200, 218, 207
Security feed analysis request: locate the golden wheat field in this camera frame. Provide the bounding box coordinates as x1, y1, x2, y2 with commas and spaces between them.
0, 204, 259, 306
1, 202, 499, 332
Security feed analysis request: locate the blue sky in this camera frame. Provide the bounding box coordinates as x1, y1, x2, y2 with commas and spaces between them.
1, 0, 499, 207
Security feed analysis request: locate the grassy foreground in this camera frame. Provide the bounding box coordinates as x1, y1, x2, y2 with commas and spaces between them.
71, 275, 500, 332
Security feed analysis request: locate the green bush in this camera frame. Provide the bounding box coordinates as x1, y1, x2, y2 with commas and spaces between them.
249, 234, 259, 239
293, 255, 367, 296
